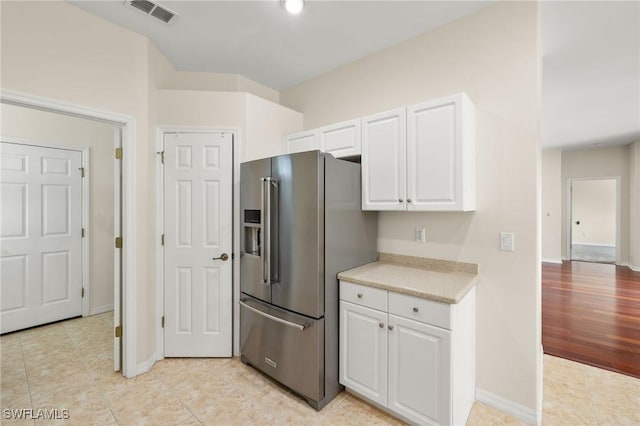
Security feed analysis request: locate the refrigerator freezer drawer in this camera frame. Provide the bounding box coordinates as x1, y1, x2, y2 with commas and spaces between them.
240, 295, 324, 402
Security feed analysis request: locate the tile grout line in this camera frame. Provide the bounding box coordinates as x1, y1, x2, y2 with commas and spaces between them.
17, 334, 36, 426
64, 318, 122, 426
581, 363, 600, 426
150, 370, 205, 425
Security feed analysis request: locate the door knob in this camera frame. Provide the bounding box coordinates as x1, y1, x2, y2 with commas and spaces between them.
213, 253, 229, 261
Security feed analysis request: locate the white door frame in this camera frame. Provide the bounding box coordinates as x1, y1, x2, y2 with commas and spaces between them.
155, 126, 240, 360
0, 137, 91, 317
1, 89, 137, 378
566, 176, 621, 264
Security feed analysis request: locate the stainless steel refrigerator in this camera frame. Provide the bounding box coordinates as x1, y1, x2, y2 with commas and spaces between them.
240, 150, 377, 409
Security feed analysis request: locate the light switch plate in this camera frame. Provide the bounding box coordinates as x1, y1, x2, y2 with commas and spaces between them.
500, 232, 514, 251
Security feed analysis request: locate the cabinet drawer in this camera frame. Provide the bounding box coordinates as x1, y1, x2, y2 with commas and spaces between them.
340, 281, 387, 311
388, 292, 450, 330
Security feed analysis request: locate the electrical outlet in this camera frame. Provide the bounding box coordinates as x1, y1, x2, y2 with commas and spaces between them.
415, 227, 426, 243
500, 232, 514, 251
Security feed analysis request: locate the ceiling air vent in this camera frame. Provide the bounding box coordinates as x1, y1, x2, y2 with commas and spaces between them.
126, 0, 176, 24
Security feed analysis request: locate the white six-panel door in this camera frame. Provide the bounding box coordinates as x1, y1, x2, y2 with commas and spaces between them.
1, 142, 83, 334
163, 133, 233, 357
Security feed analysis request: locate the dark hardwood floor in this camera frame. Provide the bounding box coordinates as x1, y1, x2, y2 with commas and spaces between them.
542, 261, 640, 379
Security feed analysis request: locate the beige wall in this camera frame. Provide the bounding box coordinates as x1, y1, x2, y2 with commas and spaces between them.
561, 145, 631, 263
1, 0, 156, 364
2, 1, 301, 368
631, 141, 640, 269
282, 1, 541, 417
541, 149, 562, 262
1, 104, 116, 314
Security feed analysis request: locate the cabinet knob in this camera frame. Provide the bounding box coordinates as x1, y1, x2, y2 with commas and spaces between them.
357, 293, 363, 299
379, 323, 384, 328
407, 199, 412, 203
398, 198, 403, 203
413, 307, 419, 313
388, 325, 394, 331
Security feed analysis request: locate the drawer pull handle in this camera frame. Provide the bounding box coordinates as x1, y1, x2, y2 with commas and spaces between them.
413, 307, 419, 313
357, 293, 363, 298
388, 325, 394, 331
379, 323, 384, 328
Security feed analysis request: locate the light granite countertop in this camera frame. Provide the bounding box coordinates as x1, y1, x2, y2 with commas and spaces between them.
337, 253, 478, 304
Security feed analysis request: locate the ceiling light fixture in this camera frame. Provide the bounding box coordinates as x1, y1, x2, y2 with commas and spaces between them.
284, 0, 304, 15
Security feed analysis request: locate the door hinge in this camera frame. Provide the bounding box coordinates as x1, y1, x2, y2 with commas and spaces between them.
161, 316, 165, 328
82, 287, 85, 298
161, 234, 164, 245
115, 325, 122, 338
115, 237, 122, 249
115, 148, 123, 160
79, 167, 85, 178
81, 228, 85, 238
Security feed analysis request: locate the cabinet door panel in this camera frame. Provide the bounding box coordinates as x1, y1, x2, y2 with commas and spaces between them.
407, 99, 458, 210
388, 314, 451, 426
340, 301, 388, 406
407, 93, 475, 211
361, 108, 406, 211
286, 130, 318, 154
320, 119, 361, 158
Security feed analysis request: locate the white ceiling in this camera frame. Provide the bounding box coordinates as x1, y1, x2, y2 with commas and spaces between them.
70, 1, 640, 150
70, 1, 492, 90
541, 1, 639, 149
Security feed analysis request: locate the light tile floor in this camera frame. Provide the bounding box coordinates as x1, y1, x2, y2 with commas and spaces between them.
1, 313, 639, 425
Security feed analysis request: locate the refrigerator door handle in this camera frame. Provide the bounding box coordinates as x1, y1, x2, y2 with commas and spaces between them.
260, 177, 269, 285
260, 177, 278, 286
240, 300, 308, 331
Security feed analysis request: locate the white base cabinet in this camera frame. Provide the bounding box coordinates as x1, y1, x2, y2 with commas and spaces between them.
339, 281, 476, 426
340, 301, 388, 406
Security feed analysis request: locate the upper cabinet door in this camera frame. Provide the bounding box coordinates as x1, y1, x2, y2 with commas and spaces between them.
285, 130, 318, 154
319, 119, 361, 158
407, 93, 476, 211
362, 108, 406, 211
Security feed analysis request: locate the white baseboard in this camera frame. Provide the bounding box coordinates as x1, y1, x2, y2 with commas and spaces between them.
572, 242, 615, 248
136, 352, 158, 375
89, 304, 114, 316
541, 258, 562, 264
475, 388, 538, 425
628, 264, 640, 272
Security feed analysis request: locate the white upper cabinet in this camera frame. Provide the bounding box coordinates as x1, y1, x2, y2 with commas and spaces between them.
361, 108, 407, 211
285, 129, 318, 154
406, 93, 476, 211
319, 118, 361, 158
362, 93, 475, 212
284, 93, 475, 212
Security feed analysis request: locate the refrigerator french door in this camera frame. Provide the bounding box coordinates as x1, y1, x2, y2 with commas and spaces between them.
240, 151, 377, 410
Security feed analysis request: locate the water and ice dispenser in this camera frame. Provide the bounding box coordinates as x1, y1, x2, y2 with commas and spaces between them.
243, 210, 260, 256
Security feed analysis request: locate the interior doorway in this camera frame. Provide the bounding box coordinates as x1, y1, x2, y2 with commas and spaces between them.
0, 97, 130, 374
568, 177, 620, 264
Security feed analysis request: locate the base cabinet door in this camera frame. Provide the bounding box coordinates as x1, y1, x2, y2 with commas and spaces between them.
340, 301, 388, 406
388, 314, 451, 426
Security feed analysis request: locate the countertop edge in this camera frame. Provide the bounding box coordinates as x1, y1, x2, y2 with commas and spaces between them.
337, 272, 478, 304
